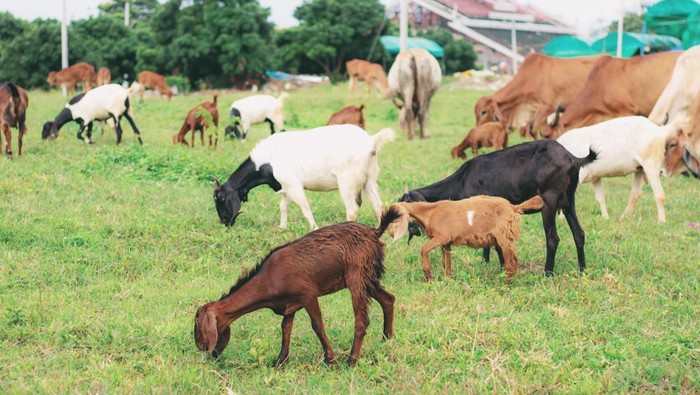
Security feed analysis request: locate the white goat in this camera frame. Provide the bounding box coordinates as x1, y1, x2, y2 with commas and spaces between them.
41, 84, 142, 145
225, 93, 287, 140
213, 125, 395, 229
557, 116, 667, 222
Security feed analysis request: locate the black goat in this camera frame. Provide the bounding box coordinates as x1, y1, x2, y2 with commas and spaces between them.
400, 140, 596, 276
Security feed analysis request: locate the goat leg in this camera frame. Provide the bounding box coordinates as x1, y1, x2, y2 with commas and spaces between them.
347, 289, 370, 366
273, 313, 296, 367
305, 298, 335, 365
368, 285, 395, 340
441, 244, 452, 277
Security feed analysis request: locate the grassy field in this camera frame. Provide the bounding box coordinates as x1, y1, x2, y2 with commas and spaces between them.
1, 80, 699, 393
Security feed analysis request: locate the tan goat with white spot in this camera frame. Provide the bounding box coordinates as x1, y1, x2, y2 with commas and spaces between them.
386, 195, 544, 281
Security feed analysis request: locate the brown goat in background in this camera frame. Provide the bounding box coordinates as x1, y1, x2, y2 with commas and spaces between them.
194, 208, 401, 366
327, 104, 365, 129
387, 195, 544, 281
173, 95, 219, 147
451, 121, 508, 160
95, 67, 111, 86
0, 82, 29, 157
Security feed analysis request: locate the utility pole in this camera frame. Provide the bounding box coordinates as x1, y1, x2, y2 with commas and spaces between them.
124, 0, 130, 27
61, 0, 68, 96
616, 0, 624, 57
400, 0, 408, 52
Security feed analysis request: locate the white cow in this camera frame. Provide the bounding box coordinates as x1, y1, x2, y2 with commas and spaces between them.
387, 49, 442, 140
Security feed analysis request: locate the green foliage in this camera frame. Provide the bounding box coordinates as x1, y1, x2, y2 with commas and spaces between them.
277, 0, 386, 81
0, 19, 61, 87
69, 15, 138, 83
608, 14, 645, 33
98, 0, 162, 26
1, 83, 699, 393
418, 27, 477, 73
165, 75, 191, 94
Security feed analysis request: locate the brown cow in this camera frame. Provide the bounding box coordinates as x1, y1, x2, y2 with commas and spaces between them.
474, 54, 601, 139
173, 95, 219, 147
346, 59, 390, 98
47, 62, 95, 96
0, 82, 28, 157
136, 70, 172, 100
543, 51, 682, 139
327, 105, 365, 129
95, 67, 111, 86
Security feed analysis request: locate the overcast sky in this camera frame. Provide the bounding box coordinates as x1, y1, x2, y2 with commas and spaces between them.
0, 0, 649, 37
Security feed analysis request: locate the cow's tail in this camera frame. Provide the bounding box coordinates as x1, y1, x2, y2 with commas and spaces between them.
410, 55, 419, 117
572, 147, 597, 170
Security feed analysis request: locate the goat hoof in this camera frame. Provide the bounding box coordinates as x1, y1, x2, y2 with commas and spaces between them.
346, 357, 357, 366
324, 356, 336, 365
273, 355, 289, 367
544, 270, 554, 277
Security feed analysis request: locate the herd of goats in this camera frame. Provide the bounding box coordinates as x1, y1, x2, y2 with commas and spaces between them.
1, 45, 699, 365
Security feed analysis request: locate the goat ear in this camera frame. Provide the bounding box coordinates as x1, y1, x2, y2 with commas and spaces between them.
392, 211, 410, 241
213, 178, 220, 190
201, 310, 220, 355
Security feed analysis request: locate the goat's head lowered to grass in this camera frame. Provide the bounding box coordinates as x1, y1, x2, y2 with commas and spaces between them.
213, 178, 243, 227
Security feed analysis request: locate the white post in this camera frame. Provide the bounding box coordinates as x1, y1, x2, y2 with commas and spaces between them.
400, 0, 408, 52
616, 1, 624, 57
61, 0, 68, 96
125, 0, 130, 27
511, 26, 517, 74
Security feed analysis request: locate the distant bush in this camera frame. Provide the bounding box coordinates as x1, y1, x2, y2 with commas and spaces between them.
165, 75, 191, 95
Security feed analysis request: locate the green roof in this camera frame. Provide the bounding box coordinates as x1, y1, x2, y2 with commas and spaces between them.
591, 32, 682, 58
543, 35, 597, 58
644, 0, 700, 40
380, 36, 444, 57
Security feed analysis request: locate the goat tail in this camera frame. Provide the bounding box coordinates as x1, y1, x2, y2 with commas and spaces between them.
371, 128, 395, 152
573, 147, 597, 169
376, 205, 401, 238
5, 82, 20, 99
514, 195, 544, 213
278, 91, 289, 102
359, 104, 365, 112
212, 94, 218, 105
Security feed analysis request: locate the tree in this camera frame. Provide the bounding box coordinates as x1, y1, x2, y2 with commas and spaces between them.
279, 0, 387, 81
70, 15, 138, 83
98, 0, 162, 26
418, 27, 476, 74
0, 19, 62, 87
145, 0, 275, 87
608, 14, 645, 33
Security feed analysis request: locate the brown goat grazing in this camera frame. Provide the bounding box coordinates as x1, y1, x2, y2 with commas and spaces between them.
0, 82, 29, 157
136, 70, 172, 100
95, 67, 111, 86
387, 195, 544, 281
327, 105, 365, 129
194, 209, 401, 366
173, 95, 219, 147
451, 122, 508, 160
47, 62, 95, 95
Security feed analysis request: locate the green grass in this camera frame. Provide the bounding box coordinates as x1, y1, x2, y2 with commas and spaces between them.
1, 81, 699, 393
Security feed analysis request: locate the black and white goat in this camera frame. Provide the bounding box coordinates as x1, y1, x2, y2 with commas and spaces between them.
224, 93, 287, 140
41, 84, 142, 145
213, 125, 394, 229
400, 140, 597, 276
